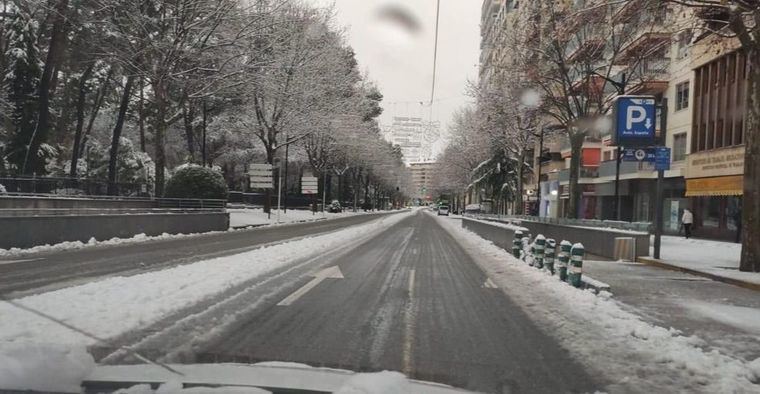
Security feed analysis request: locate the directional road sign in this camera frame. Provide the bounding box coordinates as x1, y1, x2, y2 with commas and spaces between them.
622, 147, 656, 162
248, 163, 273, 189
655, 147, 671, 171
613, 96, 657, 146
301, 176, 318, 195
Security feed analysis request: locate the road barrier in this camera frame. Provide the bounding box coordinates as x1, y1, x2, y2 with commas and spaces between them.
558, 241, 572, 281
512, 230, 522, 258
461, 218, 609, 294
534, 235, 546, 269
569, 244, 585, 288
545, 239, 556, 274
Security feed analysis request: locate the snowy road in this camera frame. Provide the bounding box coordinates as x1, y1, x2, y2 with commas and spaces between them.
0, 212, 397, 297
93, 210, 597, 393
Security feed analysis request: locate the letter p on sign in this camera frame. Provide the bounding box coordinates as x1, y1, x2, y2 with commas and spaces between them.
626, 106, 646, 130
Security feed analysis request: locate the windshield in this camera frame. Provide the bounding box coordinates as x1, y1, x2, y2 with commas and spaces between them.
1, 1, 760, 393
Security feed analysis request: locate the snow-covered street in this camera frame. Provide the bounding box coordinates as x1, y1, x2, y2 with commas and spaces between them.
2, 210, 759, 393
227, 208, 368, 228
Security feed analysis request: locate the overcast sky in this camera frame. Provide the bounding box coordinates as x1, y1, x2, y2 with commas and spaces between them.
307, 0, 481, 148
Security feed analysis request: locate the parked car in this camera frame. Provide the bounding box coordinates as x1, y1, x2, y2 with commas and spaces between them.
328, 200, 342, 213
438, 205, 450, 216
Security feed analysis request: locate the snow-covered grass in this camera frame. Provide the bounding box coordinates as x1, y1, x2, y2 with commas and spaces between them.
651, 235, 759, 286
0, 212, 410, 392
433, 213, 760, 393
228, 207, 366, 228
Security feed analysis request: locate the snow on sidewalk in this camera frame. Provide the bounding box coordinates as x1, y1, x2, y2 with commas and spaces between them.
228, 208, 363, 228
651, 235, 759, 286
434, 213, 760, 393
0, 212, 410, 347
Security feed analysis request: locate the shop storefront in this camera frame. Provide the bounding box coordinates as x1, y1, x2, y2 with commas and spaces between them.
685, 147, 744, 241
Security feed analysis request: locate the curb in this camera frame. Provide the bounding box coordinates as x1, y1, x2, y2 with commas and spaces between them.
637, 256, 760, 292
581, 275, 611, 293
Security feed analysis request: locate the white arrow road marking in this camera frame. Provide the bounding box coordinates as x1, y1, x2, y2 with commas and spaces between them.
0, 258, 44, 266
276, 266, 344, 306
482, 278, 498, 289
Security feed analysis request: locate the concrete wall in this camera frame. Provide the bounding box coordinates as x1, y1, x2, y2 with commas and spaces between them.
0, 196, 155, 209
462, 217, 649, 259
0, 212, 229, 249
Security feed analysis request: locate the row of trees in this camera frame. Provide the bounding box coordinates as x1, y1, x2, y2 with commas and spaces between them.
435, 0, 759, 272
0, 0, 410, 206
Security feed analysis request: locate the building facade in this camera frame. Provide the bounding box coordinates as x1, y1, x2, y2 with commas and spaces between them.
386, 117, 441, 164
409, 162, 438, 203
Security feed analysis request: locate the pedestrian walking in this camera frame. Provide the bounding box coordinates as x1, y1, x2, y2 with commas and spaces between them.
681, 209, 693, 239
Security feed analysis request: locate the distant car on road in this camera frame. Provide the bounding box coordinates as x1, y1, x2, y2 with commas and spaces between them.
438, 205, 450, 216
328, 200, 342, 213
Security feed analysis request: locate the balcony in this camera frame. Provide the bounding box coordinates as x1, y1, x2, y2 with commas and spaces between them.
558, 167, 599, 184
598, 159, 656, 179
617, 31, 671, 63
566, 37, 606, 63
625, 58, 670, 94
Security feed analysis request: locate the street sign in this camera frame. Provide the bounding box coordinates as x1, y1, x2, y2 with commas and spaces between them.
655, 146, 671, 171
622, 147, 656, 162
248, 163, 273, 189
612, 96, 657, 146
301, 176, 318, 195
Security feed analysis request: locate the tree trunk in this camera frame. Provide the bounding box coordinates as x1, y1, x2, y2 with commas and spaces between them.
69, 63, 94, 177
22, 0, 69, 175
740, 54, 760, 272
138, 79, 146, 152
182, 105, 196, 163
80, 67, 113, 157
153, 80, 169, 197
107, 76, 135, 195
515, 150, 525, 215
567, 132, 585, 219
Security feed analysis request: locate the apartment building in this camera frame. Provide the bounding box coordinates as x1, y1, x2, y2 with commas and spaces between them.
409, 161, 438, 202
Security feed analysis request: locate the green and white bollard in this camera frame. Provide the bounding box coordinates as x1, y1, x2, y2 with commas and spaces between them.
534, 234, 546, 269
569, 243, 585, 288
513, 230, 523, 258
557, 240, 572, 282
545, 239, 556, 274
522, 234, 531, 263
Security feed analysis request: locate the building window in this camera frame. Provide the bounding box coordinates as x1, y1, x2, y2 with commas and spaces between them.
673, 133, 687, 161
676, 81, 689, 111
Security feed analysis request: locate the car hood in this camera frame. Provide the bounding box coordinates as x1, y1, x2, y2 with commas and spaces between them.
82, 362, 475, 393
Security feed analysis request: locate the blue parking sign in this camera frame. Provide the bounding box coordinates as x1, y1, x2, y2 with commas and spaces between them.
613, 96, 656, 146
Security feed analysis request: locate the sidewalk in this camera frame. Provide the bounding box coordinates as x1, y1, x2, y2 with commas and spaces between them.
639, 235, 760, 291
584, 259, 760, 362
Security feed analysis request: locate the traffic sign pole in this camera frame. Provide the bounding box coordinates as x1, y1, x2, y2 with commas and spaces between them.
654, 98, 668, 259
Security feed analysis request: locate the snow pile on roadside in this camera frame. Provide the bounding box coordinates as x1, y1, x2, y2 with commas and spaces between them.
0, 231, 228, 258
116, 381, 269, 393
435, 215, 760, 393
228, 208, 363, 228
464, 215, 528, 232
0, 341, 95, 393
335, 371, 410, 394
0, 212, 411, 347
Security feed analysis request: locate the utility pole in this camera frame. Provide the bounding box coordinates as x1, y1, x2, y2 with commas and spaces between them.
283, 133, 289, 213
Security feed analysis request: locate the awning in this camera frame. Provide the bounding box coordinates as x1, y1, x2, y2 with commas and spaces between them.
685, 175, 743, 197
